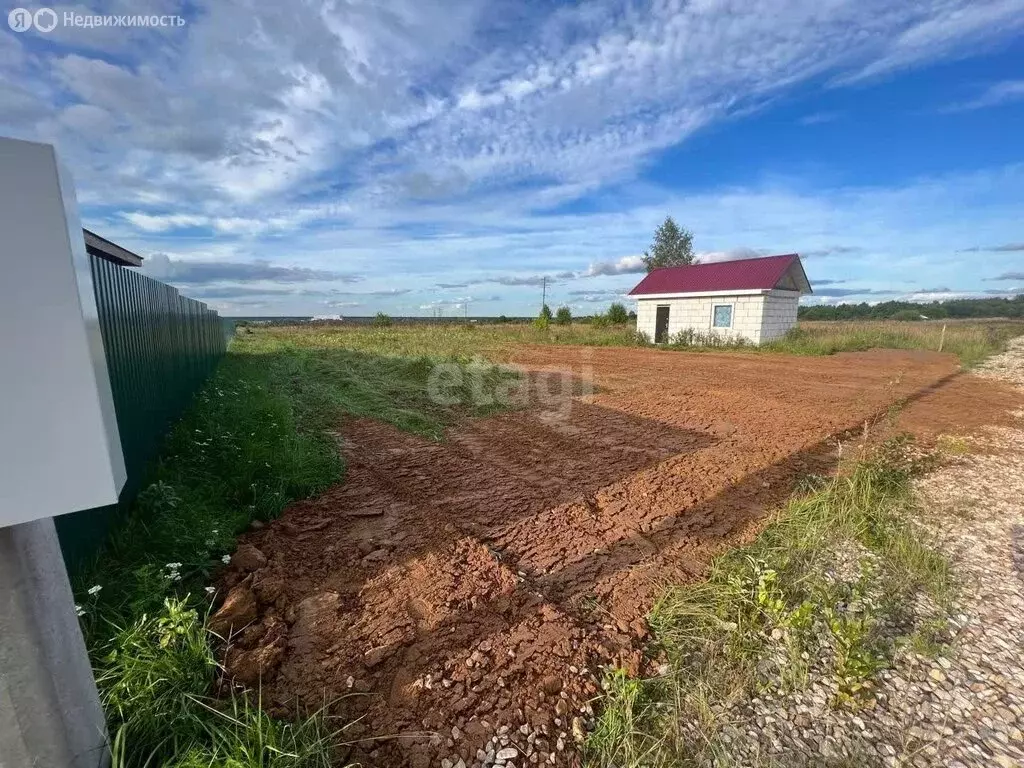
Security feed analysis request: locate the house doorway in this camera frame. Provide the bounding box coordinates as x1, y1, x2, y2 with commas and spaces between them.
655, 305, 670, 343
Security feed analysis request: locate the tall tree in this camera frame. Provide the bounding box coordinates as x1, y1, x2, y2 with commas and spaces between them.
606, 302, 629, 324
641, 216, 694, 272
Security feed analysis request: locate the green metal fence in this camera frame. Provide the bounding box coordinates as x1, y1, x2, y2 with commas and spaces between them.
56, 254, 227, 572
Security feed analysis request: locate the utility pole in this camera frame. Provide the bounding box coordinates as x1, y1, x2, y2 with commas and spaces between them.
541, 276, 547, 312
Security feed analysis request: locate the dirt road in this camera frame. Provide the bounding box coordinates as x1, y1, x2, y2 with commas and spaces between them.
214, 346, 1017, 767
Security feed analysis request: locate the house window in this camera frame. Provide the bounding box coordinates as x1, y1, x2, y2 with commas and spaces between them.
712, 304, 733, 328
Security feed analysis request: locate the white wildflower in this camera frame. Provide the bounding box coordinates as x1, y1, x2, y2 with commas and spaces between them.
87, 585, 102, 596
221, 554, 231, 564
75, 604, 86, 617
205, 586, 216, 595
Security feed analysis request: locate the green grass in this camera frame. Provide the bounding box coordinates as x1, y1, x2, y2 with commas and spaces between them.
239, 320, 641, 359
236, 318, 1024, 370
78, 338, 520, 767
99, 598, 341, 768
76, 352, 342, 623
233, 334, 518, 438
585, 437, 956, 768
764, 320, 1024, 368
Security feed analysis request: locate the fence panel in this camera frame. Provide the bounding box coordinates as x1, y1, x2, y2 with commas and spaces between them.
56, 255, 227, 573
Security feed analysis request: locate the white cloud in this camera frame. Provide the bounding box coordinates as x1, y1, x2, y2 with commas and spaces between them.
2, 0, 1021, 314
898, 290, 996, 302
945, 80, 1024, 111
836, 0, 1024, 84
112, 160, 1023, 313
585, 255, 645, 276
123, 212, 210, 232
696, 248, 768, 263
3, 0, 1018, 226
142, 253, 362, 284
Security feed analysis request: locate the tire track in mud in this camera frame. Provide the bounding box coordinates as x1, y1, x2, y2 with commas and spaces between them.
212, 346, 989, 767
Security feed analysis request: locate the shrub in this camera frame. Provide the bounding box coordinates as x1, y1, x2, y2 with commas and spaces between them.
591, 313, 611, 329
373, 312, 392, 327
670, 328, 696, 347
630, 330, 652, 346
702, 330, 727, 348
669, 328, 748, 348
534, 304, 553, 331
555, 306, 572, 325
607, 302, 630, 325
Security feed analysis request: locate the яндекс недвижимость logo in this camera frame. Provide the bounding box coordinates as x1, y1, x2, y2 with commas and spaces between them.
8, 7, 58, 32
8, 7, 33, 31
8, 7, 184, 32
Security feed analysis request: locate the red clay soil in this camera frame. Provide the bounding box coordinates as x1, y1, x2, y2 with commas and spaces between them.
213, 346, 1019, 768
892, 372, 1023, 441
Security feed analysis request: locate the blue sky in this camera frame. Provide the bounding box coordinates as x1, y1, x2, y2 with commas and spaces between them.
2, 0, 1023, 317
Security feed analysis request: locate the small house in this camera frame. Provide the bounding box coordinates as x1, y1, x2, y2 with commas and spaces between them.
628, 253, 812, 345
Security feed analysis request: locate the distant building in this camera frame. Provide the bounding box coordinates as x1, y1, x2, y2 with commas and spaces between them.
628, 253, 812, 345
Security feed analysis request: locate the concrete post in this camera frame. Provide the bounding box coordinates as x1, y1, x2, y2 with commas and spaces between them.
0, 517, 109, 768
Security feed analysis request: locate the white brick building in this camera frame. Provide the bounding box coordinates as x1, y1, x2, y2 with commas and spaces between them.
628, 254, 812, 345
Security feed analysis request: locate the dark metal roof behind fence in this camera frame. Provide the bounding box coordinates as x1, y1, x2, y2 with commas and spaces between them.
83, 228, 143, 268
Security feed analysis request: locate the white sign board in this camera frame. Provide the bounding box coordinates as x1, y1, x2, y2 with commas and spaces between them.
0, 137, 126, 526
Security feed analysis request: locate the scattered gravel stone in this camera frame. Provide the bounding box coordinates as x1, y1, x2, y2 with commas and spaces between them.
701, 337, 1024, 767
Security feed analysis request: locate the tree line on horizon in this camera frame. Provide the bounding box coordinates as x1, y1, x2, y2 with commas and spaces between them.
798, 294, 1024, 321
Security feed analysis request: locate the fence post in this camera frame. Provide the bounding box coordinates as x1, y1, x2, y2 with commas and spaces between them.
0, 137, 122, 768
0, 519, 109, 768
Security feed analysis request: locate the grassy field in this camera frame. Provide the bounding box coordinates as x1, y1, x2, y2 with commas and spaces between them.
240, 318, 1024, 368
767, 320, 1024, 368
237, 320, 642, 358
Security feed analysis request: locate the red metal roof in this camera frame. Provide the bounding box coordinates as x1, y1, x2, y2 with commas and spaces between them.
628, 253, 805, 295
